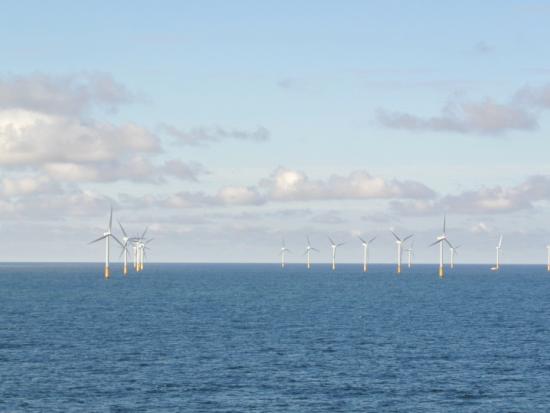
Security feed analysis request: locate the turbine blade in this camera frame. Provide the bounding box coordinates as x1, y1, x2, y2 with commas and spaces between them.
89, 234, 107, 244
119, 221, 127, 238
358, 236, 366, 244
141, 226, 148, 239
110, 234, 124, 248
311, 248, 320, 252
390, 231, 401, 241
337, 242, 345, 247
498, 235, 503, 248
328, 237, 335, 246
443, 215, 446, 234
444, 239, 453, 248
429, 239, 442, 247
368, 236, 377, 244
403, 234, 413, 243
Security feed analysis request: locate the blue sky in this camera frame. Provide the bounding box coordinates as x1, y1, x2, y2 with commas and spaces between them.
1, 1, 550, 263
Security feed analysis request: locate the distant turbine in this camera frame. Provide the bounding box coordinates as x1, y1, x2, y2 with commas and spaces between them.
280, 239, 290, 268
547, 245, 550, 272
89, 207, 123, 278
450, 244, 461, 269
358, 235, 376, 273
328, 237, 345, 271
304, 236, 319, 269
491, 235, 503, 271
390, 230, 413, 274
404, 241, 414, 269
429, 216, 452, 278
119, 221, 130, 275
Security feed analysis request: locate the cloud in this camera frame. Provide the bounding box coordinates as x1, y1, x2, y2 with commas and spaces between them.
473, 41, 494, 55
0, 72, 133, 116
377, 99, 537, 135
261, 167, 436, 201
515, 84, 550, 108
0, 110, 160, 166
161, 124, 270, 146
391, 175, 550, 216
161, 160, 209, 182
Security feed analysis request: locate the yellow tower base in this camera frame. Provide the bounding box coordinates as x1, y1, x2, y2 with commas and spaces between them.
104, 266, 110, 278
439, 266, 444, 278
547, 264, 550, 272
123, 265, 128, 275
397, 265, 401, 274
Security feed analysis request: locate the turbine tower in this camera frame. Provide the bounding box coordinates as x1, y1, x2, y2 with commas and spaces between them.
390, 230, 413, 274
119, 221, 131, 275
328, 237, 345, 271
429, 216, 452, 278
405, 241, 414, 269
491, 235, 503, 271
89, 207, 123, 278
358, 236, 376, 272
280, 239, 290, 268
450, 244, 461, 269
547, 245, 550, 272
304, 237, 319, 269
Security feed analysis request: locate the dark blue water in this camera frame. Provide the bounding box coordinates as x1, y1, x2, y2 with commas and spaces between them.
1, 263, 550, 412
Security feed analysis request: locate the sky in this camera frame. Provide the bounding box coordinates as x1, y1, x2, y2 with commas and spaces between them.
1, 0, 550, 263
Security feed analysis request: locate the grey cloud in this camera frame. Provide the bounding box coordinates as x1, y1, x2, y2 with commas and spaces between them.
377, 99, 537, 135
161, 124, 270, 146
0, 72, 133, 116
515, 84, 550, 108
162, 160, 209, 182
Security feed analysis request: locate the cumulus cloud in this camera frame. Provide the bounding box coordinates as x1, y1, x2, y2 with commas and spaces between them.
377, 99, 537, 135
161, 124, 270, 146
0, 110, 160, 166
261, 167, 435, 201
0, 72, 133, 116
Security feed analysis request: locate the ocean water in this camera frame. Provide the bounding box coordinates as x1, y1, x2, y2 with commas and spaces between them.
1, 263, 550, 412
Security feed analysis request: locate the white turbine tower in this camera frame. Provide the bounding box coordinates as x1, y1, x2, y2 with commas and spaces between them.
328, 237, 345, 271
304, 237, 319, 269
390, 231, 413, 274
429, 216, 452, 278
89, 207, 123, 278
119, 222, 131, 275
405, 241, 414, 269
280, 239, 290, 268
449, 244, 461, 269
491, 235, 503, 271
358, 236, 376, 273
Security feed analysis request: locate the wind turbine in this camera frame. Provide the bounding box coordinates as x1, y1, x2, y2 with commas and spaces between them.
429, 216, 452, 278
390, 230, 413, 274
404, 241, 414, 269
328, 237, 345, 271
118, 221, 131, 275
491, 235, 503, 271
304, 237, 319, 269
449, 244, 461, 269
89, 207, 123, 278
358, 235, 376, 272
280, 239, 290, 268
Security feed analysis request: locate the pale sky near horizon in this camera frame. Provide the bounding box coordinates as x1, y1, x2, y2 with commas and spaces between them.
2, 1, 550, 264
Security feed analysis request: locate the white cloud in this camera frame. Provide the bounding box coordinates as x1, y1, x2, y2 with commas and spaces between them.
0, 72, 133, 116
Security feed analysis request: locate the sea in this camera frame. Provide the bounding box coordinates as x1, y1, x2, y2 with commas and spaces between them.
1, 263, 550, 412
